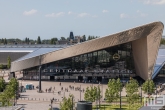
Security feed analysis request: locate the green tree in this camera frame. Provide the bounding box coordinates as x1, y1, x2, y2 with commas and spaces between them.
87, 36, 91, 40
50, 38, 58, 44
4, 38, 7, 45
1, 38, 4, 44
84, 86, 101, 102
160, 38, 165, 45
0, 78, 5, 92
60, 94, 74, 110
105, 78, 122, 104
37, 36, 41, 44
27, 38, 29, 44
142, 79, 155, 95
25, 37, 27, 43
60, 37, 66, 40
7, 56, 11, 69
82, 35, 86, 41
125, 78, 139, 109
0, 78, 18, 106
0, 64, 4, 69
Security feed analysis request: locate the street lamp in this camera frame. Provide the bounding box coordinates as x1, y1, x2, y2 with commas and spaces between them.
39, 55, 42, 93
72, 96, 74, 110
120, 83, 122, 109
140, 81, 142, 103
98, 84, 101, 109
80, 85, 81, 101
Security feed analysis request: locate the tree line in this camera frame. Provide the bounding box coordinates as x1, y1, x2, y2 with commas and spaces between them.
0, 78, 19, 106
0, 56, 11, 69
161, 37, 165, 45
0, 35, 99, 45
60, 78, 155, 110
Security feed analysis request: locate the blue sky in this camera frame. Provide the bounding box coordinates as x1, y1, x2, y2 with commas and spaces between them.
0, 0, 165, 40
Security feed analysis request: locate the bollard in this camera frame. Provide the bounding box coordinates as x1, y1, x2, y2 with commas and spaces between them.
39, 98, 40, 100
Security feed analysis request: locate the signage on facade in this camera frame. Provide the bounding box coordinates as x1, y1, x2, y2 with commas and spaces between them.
42, 68, 132, 74
113, 53, 120, 61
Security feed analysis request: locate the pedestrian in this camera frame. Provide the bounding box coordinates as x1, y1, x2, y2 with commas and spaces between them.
46, 89, 47, 93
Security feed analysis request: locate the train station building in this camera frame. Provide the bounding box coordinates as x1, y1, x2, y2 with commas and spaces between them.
8, 21, 164, 82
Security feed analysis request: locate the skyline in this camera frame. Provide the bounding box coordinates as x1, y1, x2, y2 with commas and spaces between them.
0, 0, 165, 40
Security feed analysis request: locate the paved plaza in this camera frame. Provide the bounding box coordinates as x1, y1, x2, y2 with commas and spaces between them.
16, 79, 132, 110
17, 80, 110, 110
1, 72, 165, 110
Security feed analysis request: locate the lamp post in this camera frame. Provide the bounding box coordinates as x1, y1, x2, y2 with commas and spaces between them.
99, 84, 100, 109
72, 96, 74, 110
39, 55, 42, 93
80, 85, 81, 101
120, 83, 121, 109
140, 81, 142, 103
156, 82, 157, 98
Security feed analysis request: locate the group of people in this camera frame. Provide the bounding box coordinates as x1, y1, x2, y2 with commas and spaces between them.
45, 87, 55, 93
69, 85, 84, 92
44, 82, 85, 94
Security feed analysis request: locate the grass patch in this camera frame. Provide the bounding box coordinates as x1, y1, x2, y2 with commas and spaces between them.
93, 103, 143, 110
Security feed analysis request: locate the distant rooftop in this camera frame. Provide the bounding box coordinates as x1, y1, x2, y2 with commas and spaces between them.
0, 44, 68, 48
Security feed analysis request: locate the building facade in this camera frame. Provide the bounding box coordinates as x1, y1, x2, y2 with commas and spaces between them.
10, 21, 164, 81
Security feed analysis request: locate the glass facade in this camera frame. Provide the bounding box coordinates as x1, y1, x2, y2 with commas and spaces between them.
23, 42, 136, 81
157, 66, 165, 77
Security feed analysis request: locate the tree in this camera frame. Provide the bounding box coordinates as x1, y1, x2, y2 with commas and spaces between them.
1, 38, 4, 44
4, 38, 7, 45
7, 56, 11, 69
25, 37, 27, 43
142, 79, 155, 95
0, 78, 5, 92
27, 38, 29, 44
88, 36, 91, 40
0, 64, 4, 69
82, 35, 86, 41
60, 94, 74, 110
50, 38, 58, 44
60, 37, 66, 40
84, 86, 101, 102
160, 38, 165, 45
105, 78, 122, 104
0, 78, 18, 106
37, 36, 41, 44
125, 78, 139, 109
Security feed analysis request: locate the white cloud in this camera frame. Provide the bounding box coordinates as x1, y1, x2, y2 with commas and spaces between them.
68, 11, 73, 15
120, 13, 129, 18
141, 0, 165, 5
102, 10, 109, 13
137, 10, 148, 17
45, 12, 65, 17
78, 13, 90, 17
23, 9, 37, 16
